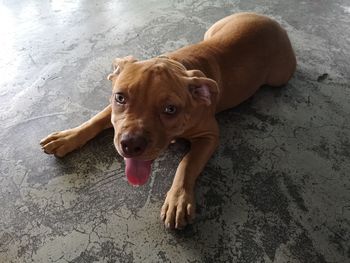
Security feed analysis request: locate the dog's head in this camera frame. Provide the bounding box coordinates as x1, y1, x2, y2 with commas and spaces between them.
107, 56, 218, 185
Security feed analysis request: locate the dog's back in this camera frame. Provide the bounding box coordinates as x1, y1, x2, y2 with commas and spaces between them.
169, 13, 296, 112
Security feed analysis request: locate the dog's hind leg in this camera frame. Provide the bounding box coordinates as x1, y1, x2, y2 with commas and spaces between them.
40, 105, 112, 157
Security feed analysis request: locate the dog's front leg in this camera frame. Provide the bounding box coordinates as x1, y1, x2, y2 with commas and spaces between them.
40, 105, 112, 157
161, 125, 219, 229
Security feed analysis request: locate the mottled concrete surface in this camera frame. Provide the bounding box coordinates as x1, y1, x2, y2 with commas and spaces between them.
0, 0, 349, 262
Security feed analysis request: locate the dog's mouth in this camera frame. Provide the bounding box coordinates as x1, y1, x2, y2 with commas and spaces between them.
115, 135, 169, 186
124, 158, 153, 186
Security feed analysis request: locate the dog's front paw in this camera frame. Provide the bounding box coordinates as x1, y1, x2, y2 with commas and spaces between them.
40, 128, 85, 157
160, 187, 196, 230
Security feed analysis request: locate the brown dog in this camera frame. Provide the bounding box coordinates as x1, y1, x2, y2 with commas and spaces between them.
40, 13, 296, 229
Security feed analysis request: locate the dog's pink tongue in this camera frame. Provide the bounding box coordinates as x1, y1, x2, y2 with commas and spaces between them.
125, 158, 152, 186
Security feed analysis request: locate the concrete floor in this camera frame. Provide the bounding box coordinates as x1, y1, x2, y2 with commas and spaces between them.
0, 0, 349, 262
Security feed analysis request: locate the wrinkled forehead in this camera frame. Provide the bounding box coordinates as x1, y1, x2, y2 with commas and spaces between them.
114, 59, 187, 96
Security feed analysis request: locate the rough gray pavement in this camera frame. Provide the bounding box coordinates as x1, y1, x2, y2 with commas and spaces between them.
0, 0, 349, 262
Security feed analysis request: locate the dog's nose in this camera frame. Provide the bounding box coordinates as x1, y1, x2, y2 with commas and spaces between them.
120, 133, 148, 157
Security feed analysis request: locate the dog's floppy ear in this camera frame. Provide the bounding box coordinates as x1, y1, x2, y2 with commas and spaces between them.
107, 56, 137, 81
185, 70, 219, 106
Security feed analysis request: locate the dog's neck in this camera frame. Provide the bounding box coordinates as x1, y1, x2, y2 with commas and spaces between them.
163, 42, 222, 85
167, 45, 221, 91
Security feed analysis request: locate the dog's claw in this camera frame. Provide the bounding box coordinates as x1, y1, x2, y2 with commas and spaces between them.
161, 187, 196, 230
40, 128, 84, 157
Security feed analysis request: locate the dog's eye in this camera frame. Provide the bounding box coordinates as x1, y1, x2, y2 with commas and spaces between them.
115, 93, 126, 104
164, 105, 177, 115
